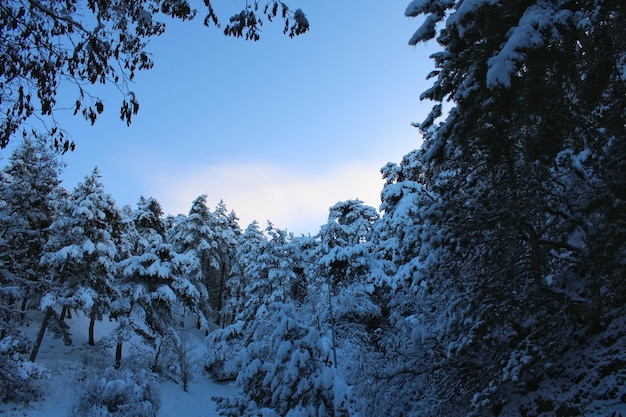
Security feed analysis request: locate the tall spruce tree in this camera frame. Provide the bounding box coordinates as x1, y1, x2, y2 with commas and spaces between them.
318, 200, 380, 314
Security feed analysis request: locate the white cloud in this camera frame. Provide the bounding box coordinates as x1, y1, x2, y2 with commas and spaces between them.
149, 161, 385, 235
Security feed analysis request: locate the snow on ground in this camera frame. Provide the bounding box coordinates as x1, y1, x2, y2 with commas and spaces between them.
159, 377, 237, 417
0, 311, 238, 417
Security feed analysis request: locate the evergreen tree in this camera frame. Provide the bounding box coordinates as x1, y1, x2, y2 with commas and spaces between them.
118, 196, 200, 370
209, 222, 316, 383
37, 167, 124, 358
0, 136, 58, 400
215, 302, 353, 417
168, 195, 215, 329
207, 200, 241, 324
318, 200, 381, 324
235, 223, 301, 323
223, 221, 268, 323
364, 1, 626, 414
0, 135, 64, 318
314, 200, 382, 381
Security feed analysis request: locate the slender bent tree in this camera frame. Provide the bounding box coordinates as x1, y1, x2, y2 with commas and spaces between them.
0, 0, 309, 150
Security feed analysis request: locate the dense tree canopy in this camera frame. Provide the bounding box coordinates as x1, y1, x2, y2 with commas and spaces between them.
368, 0, 626, 414
0, 0, 309, 150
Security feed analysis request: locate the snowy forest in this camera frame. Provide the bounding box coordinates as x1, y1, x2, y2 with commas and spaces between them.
1, 0, 626, 416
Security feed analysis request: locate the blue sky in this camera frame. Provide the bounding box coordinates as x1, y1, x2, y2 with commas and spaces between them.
49, 1, 436, 235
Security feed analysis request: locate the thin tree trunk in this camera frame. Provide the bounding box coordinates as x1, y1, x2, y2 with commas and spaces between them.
88, 310, 96, 346
61, 305, 73, 319
29, 307, 53, 362
217, 260, 227, 326
152, 339, 163, 373
115, 342, 123, 369
20, 289, 29, 323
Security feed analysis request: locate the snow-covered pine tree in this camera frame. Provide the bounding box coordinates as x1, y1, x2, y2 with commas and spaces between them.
207, 200, 240, 325
222, 221, 268, 323
406, 0, 626, 309
214, 302, 353, 417
0, 135, 64, 318
0, 136, 58, 400
208, 222, 316, 385
237, 223, 300, 322
365, 1, 626, 415
313, 199, 383, 393
167, 195, 215, 330
318, 200, 381, 325
118, 196, 201, 370
368, 149, 460, 416
37, 167, 124, 357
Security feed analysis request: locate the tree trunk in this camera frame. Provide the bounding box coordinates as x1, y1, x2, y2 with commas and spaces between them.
29, 307, 53, 362
61, 305, 73, 319
216, 260, 227, 326
88, 310, 96, 346
152, 339, 163, 373
114, 342, 123, 369
20, 289, 29, 323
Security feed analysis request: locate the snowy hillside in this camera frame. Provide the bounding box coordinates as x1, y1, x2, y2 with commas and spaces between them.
0, 312, 237, 417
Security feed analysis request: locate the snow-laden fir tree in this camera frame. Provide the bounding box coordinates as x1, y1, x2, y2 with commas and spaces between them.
313, 199, 383, 396
317, 200, 381, 326
209, 223, 319, 385
210, 223, 299, 367
233, 223, 300, 323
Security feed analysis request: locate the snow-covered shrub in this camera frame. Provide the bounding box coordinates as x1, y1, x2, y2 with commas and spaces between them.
215, 302, 354, 417
205, 319, 246, 380
0, 326, 45, 403
159, 328, 197, 391
70, 366, 160, 417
